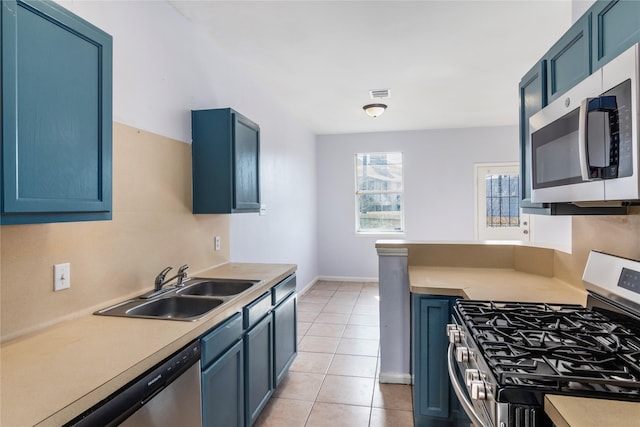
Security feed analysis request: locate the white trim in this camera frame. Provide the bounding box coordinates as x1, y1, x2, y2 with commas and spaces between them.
378, 372, 412, 385
317, 275, 378, 282
474, 162, 530, 241
298, 275, 320, 297
354, 232, 406, 238
376, 247, 408, 257
354, 151, 405, 234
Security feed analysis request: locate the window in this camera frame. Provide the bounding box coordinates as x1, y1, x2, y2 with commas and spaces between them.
475, 163, 529, 241
355, 152, 404, 233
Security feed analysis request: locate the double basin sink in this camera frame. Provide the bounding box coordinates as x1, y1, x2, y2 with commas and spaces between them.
95, 278, 259, 321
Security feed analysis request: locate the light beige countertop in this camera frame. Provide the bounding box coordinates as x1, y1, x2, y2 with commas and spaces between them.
545, 395, 640, 427
1, 262, 296, 427
409, 266, 587, 305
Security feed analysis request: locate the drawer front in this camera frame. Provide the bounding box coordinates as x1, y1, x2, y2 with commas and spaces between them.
201, 312, 243, 367
243, 291, 272, 330
271, 274, 296, 306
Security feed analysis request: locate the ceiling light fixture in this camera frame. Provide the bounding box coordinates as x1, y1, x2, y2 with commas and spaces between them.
363, 103, 387, 118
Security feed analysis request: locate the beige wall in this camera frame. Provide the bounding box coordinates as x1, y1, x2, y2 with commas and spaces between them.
1, 123, 230, 342
555, 207, 640, 286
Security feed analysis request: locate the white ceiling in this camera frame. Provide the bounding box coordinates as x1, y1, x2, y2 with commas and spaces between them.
169, 0, 573, 135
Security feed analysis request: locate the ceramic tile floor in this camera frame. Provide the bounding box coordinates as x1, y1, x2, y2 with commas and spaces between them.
254, 281, 414, 427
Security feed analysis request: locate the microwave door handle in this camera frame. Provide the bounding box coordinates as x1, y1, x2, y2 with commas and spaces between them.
579, 96, 618, 181
579, 98, 595, 181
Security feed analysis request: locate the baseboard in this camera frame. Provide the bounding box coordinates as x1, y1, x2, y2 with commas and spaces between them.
379, 372, 413, 385
317, 275, 378, 282
298, 275, 320, 296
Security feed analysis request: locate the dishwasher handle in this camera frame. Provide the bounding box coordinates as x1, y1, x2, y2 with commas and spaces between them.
447, 343, 489, 427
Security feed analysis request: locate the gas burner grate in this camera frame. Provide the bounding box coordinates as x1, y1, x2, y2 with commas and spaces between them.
456, 300, 640, 396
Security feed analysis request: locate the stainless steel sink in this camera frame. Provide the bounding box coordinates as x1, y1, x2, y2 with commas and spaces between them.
95, 277, 260, 321
177, 278, 258, 297
128, 296, 224, 320
96, 296, 224, 321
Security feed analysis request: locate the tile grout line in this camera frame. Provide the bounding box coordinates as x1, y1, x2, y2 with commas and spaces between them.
293, 281, 403, 427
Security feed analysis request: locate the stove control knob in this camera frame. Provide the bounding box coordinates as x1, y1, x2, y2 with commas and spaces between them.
471, 380, 487, 401
465, 369, 480, 387
446, 324, 461, 344
456, 347, 471, 363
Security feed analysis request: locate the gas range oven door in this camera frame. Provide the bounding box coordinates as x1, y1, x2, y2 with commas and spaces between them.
446, 323, 550, 427
446, 324, 495, 427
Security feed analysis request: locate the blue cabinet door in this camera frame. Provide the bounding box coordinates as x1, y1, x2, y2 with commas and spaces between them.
591, 0, 640, 70
1, 0, 112, 225
273, 293, 297, 387
202, 340, 245, 427
519, 61, 550, 214
412, 294, 469, 427
544, 14, 591, 103
244, 312, 274, 426
233, 113, 261, 212
201, 313, 244, 427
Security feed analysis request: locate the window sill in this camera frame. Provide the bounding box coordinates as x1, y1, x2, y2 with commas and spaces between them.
355, 232, 406, 238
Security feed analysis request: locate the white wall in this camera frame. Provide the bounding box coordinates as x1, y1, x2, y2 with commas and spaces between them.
58, 0, 319, 289
317, 126, 520, 278
572, 0, 597, 23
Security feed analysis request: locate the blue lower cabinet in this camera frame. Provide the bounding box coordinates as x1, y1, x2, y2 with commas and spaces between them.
201, 313, 245, 427
412, 294, 469, 427
273, 293, 297, 387
203, 275, 297, 427
202, 340, 244, 427
244, 312, 274, 426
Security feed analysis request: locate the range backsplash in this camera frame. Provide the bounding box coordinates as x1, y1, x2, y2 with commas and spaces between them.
554, 207, 640, 287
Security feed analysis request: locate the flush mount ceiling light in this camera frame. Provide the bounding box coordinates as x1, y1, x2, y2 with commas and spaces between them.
363, 103, 387, 118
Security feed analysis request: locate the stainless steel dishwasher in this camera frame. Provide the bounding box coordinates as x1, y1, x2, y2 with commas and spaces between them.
65, 341, 202, 427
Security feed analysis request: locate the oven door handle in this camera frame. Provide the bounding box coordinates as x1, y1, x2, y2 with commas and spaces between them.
447, 343, 489, 427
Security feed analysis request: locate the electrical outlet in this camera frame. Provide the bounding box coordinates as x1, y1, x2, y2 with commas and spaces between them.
215, 235, 221, 251
54, 263, 71, 291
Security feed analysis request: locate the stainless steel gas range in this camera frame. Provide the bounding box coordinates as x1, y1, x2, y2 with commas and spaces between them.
447, 251, 640, 427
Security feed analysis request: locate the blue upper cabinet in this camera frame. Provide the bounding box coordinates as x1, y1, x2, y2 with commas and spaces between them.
192, 108, 261, 214
1, 0, 113, 225
591, 0, 640, 70
519, 61, 548, 212
544, 14, 591, 104
519, 0, 640, 216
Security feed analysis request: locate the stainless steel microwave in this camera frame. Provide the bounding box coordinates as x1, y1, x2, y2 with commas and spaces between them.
530, 43, 639, 205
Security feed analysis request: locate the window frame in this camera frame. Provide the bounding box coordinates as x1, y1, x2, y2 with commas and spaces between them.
354, 151, 405, 235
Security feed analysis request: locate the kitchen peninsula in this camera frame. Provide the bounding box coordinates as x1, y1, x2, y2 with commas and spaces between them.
377, 240, 640, 427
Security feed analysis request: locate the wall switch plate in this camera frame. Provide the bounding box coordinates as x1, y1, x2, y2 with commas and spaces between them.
259, 204, 267, 216
54, 263, 71, 291
214, 236, 221, 251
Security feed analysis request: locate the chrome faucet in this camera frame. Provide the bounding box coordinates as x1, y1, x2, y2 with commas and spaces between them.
154, 264, 190, 291
175, 264, 189, 287
153, 267, 173, 292
154, 266, 173, 292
